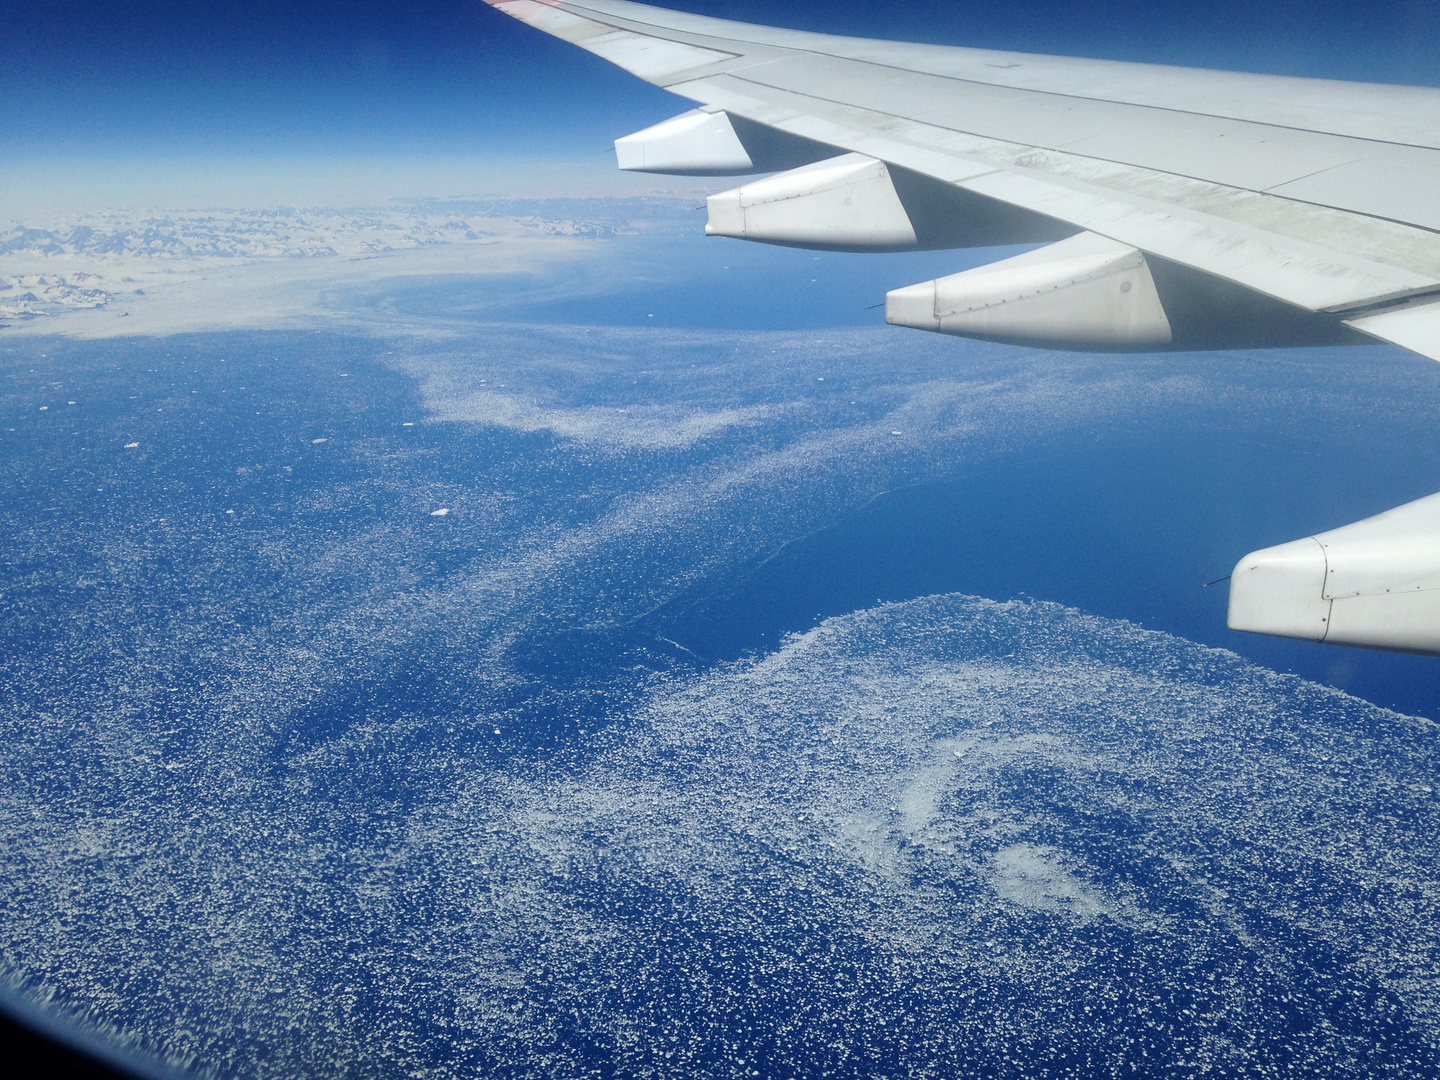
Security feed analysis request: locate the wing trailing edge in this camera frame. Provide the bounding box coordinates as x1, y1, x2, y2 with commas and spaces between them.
1347, 300, 1440, 364
485, 0, 1440, 333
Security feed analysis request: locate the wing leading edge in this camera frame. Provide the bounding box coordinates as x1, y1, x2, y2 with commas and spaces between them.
488, 0, 1440, 352
485, 0, 1440, 655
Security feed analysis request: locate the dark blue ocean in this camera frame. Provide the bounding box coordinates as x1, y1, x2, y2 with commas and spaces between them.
4, 231, 1440, 1078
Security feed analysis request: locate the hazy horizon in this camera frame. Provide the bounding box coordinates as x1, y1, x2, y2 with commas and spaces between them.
8, 0, 1440, 214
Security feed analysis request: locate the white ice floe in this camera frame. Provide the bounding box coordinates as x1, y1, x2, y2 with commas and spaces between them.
989, 843, 1116, 922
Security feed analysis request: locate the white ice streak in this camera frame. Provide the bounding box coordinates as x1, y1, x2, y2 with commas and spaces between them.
419, 382, 780, 450
989, 843, 1116, 921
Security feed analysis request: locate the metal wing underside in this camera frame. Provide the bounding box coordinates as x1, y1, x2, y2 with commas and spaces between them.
486, 0, 1440, 361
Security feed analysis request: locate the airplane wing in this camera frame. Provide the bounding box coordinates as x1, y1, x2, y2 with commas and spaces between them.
484, 0, 1440, 655
485, 0, 1440, 354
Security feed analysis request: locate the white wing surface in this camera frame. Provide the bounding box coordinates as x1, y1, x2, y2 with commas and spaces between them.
486, 0, 1440, 357
486, 0, 1440, 656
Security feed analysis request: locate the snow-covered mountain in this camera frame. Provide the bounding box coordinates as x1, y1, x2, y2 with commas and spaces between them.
0, 198, 675, 324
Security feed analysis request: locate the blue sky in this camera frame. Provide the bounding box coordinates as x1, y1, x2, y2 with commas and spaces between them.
7, 0, 1440, 162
